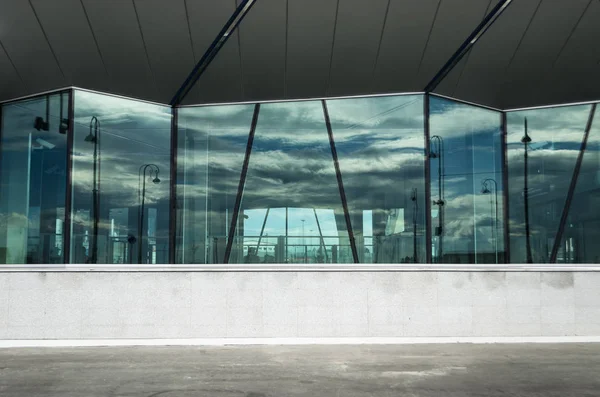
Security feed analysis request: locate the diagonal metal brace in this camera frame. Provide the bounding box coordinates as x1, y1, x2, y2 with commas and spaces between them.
549, 104, 597, 263
223, 103, 261, 264
424, 0, 513, 93
170, 0, 258, 106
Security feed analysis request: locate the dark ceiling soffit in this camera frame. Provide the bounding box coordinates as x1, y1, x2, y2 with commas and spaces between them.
424, 0, 514, 93
169, 0, 258, 107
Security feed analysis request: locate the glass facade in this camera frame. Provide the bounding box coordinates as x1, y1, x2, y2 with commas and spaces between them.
70, 91, 171, 264
176, 104, 255, 264
233, 101, 350, 264
0, 92, 69, 264
328, 95, 426, 263
507, 104, 600, 263
0, 88, 599, 265
429, 97, 504, 264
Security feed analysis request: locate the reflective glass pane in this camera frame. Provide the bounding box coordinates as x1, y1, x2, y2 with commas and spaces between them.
0, 93, 69, 264
327, 95, 426, 263
70, 90, 171, 264
175, 104, 255, 264
232, 101, 351, 264
559, 105, 600, 263
507, 104, 593, 263
429, 97, 504, 264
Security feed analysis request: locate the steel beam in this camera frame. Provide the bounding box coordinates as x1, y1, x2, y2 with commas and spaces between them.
321, 100, 359, 264
170, 0, 258, 106
424, 0, 513, 93
223, 103, 261, 264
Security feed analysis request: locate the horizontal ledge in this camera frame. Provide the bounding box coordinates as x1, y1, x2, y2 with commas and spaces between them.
3, 86, 597, 112
2, 336, 600, 348
179, 91, 425, 108
1, 264, 600, 272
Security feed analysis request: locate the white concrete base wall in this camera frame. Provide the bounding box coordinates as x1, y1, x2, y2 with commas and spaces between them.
1, 272, 599, 340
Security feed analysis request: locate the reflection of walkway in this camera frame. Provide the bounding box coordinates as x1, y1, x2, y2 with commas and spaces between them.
241, 236, 348, 264
1, 344, 599, 396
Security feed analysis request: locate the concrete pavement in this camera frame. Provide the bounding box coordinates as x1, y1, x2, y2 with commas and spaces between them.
1, 343, 599, 396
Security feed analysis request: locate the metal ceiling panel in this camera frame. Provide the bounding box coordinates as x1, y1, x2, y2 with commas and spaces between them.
521, 0, 600, 108
498, 0, 591, 108
372, 0, 440, 93
184, 34, 244, 104
183, 0, 244, 105
30, 0, 108, 90
0, 0, 65, 95
416, 0, 492, 89
80, 0, 157, 101
134, 0, 196, 101
0, 0, 598, 109
433, 0, 500, 96
437, 0, 540, 108
285, 0, 337, 99
0, 45, 26, 101
238, 0, 287, 101
553, 1, 600, 73
327, 0, 389, 96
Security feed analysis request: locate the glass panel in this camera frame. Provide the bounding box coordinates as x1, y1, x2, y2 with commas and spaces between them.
326, 95, 426, 263
429, 97, 504, 264
175, 104, 255, 264
70, 90, 171, 264
232, 101, 351, 264
0, 93, 69, 264
559, 105, 600, 263
507, 104, 592, 263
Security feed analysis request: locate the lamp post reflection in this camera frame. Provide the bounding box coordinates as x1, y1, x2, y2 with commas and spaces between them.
521, 118, 533, 263
138, 164, 160, 264
430, 135, 445, 263
84, 116, 100, 263
481, 178, 499, 264
411, 188, 418, 263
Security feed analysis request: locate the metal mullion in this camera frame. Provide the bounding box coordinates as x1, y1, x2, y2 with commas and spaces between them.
500, 111, 510, 263
321, 100, 359, 264
549, 103, 597, 263
63, 89, 75, 264
223, 103, 260, 264
169, 107, 178, 264
424, 94, 432, 264
0, 100, 3, 183
0, 99, 3, 260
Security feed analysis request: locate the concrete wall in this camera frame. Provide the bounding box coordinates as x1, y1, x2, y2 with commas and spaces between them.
1, 271, 599, 340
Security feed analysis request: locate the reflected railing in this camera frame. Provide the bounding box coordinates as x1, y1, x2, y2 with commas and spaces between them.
237, 234, 352, 264
176, 234, 423, 264
70, 234, 167, 264
26, 233, 64, 264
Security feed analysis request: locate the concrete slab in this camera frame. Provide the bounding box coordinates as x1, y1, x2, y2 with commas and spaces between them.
0, 343, 599, 396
